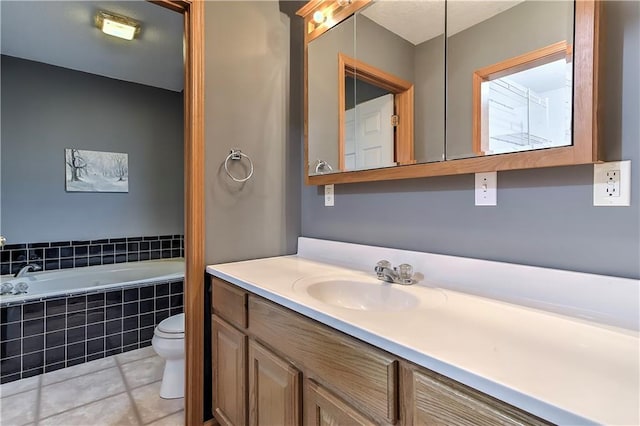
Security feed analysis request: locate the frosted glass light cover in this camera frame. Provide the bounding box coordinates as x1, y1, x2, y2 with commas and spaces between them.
102, 19, 137, 40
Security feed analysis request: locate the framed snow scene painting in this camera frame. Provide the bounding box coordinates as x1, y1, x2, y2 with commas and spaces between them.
65, 149, 129, 192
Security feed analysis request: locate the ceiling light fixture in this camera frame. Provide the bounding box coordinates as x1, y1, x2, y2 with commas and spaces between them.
95, 11, 141, 41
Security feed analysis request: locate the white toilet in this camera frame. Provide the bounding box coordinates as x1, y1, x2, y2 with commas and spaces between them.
152, 313, 185, 399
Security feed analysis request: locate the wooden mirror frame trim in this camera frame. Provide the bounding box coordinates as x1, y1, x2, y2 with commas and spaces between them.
150, 1, 205, 424
337, 53, 415, 171
472, 40, 573, 156
299, 0, 601, 185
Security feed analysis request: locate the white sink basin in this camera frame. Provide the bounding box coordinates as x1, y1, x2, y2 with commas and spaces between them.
304, 279, 420, 310
291, 272, 431, 311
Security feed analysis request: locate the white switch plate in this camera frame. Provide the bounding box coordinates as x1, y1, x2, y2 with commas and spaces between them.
475, 172, 497, 206
594, 160, 631, 206
324, 184, 334, 206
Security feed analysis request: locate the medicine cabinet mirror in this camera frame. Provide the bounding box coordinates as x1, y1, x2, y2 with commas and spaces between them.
298, 0, 601, 185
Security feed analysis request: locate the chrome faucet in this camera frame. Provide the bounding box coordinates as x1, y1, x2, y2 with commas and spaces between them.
374, 260, 415, 285
14, 263, 41, 278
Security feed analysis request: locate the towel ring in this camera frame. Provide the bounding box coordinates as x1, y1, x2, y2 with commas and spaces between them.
224, 149, 254, 183
314, 159, 333, 174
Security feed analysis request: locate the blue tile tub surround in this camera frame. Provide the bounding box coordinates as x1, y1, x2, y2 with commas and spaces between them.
0, 279, 184, 384
0, 235, 184, 276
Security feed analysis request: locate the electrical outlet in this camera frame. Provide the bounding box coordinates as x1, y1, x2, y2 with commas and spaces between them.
324, 184, 334, 207
605, 170, 620, 197
475, 172, 497, 206
594, 161, 631, 206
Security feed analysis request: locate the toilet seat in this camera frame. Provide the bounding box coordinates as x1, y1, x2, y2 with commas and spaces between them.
155, 313, 185, 339
154, 329, 184, 339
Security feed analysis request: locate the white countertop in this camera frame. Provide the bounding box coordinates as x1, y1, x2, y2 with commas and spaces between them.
206, 238, 639, 425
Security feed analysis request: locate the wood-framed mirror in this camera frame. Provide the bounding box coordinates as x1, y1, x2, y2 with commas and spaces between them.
298, 0, 601, 185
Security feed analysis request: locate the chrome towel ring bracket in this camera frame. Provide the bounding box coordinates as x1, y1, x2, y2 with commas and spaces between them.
313, 159, 333, 174
224, 149, 254, 183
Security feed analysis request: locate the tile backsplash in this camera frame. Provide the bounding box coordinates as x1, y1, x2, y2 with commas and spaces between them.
1, 235, 184, 276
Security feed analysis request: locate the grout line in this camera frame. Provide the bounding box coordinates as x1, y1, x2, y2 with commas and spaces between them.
141, 409, 184, 426
115, 350, 145, 426
0, 378, 39, 400
37, 360, 116, 389
117, 352, 157, 367
35, 348, 153, 423
34, 374, 43, 423
36, 390, 131, 424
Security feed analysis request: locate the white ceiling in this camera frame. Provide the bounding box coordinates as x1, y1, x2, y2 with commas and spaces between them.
1, 1, 184, 92
505, 58, 571, 93
361, 0, 524, 46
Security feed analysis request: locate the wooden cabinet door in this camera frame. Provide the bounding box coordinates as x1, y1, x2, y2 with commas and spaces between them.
305, 379, 375, 426
212, 315, 247, 426
249, 339, 301, 426
249, 296, 398, 424
401, 363, 550, 426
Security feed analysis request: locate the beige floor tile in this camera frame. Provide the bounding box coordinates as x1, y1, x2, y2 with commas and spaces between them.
146, 410, 184, 426
131, 381, 184, 424
41, 357, 116, 386
0, 388, 38, 426
39, 367, 125, 419
0, 375, 40, 398
38, 392, 139, 426
121, 355, 165, 389
116, 346, 157, 365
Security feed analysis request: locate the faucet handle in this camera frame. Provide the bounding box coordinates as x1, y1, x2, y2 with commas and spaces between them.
1, 283, 13, 295
375, 260, 391, 268
397, 263, 414, 284
13, 282, 28, 295
375, 259, 392, 272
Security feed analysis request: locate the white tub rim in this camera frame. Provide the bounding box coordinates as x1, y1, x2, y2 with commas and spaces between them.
0, 258, 185, 306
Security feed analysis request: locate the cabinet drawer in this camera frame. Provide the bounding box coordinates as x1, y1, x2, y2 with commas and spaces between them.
248, 295, 398, 424
212, 278, 247, 329
400, 363, 551, 426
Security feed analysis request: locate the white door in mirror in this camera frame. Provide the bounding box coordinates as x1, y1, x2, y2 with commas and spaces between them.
475, 172, 497, 206
344, 94, 394, 171
593, 161, 631, 206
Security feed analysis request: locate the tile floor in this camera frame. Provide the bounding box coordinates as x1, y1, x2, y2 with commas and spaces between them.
0, 346, 183, 426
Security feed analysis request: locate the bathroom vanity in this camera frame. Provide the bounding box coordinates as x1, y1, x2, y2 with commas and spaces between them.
206, 238, 639, 426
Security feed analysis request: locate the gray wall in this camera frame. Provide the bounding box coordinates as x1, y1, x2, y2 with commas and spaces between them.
414, 35, 445, 163
301, 1, 640, 280
354, 15, 414, 81
204, 1, 300, 264
0, 55, 184, 243
446, 1, 573, 159
308, 15, 355, 169
345, 77, 390, 110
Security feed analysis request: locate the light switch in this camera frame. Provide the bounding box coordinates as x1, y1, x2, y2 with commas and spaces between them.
475, 172, 497, 206
324, 184, 334, 207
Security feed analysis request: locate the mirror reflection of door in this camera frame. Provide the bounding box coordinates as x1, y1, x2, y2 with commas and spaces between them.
344, 77, 395, 171
338, 54, 414, 172
345, 94, 395, 171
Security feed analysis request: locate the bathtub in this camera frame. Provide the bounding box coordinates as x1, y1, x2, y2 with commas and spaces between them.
0, 258, 186, 383
0, 259, 184, 304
